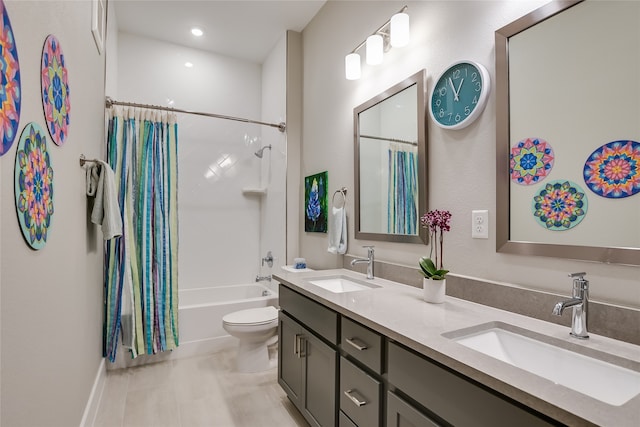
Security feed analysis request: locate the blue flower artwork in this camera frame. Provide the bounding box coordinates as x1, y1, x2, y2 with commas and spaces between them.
305, 171, 328, 232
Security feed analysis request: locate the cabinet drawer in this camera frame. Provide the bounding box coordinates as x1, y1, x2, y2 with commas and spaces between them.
340, 356, 382, 427
388, 342, 553, 427
279, 284, 338, 344
341, 317, 383, 374
339, 411, 358, 427
386, 391, 441, 427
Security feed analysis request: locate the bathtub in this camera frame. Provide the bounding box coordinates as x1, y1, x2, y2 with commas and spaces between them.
177, 283, 278, 358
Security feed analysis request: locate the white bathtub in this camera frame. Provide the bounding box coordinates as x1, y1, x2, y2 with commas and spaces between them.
178, 283, 278, 358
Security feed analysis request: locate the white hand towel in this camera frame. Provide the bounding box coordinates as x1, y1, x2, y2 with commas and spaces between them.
328, 206, 347, 254
86, 160, 122, 240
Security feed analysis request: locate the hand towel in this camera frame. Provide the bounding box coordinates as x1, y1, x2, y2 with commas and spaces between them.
328, 206, 347, 254
86, 160, 122, 240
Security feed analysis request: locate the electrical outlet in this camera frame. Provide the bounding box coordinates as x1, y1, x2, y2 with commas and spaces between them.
472, 210, 489, 239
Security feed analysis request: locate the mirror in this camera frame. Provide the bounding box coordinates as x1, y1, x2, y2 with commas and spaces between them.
496, 0, 640, 265
354, 70, 428, 244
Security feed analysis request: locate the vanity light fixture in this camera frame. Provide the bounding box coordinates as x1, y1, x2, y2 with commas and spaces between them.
184, 62, 193, 68
345, 5, 410, 80
191, 27, 203, 37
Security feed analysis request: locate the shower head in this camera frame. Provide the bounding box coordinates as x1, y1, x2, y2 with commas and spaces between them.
254, 144, 272, 158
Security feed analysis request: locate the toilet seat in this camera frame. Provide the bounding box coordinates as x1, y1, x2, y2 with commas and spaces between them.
222, 306, 278, 326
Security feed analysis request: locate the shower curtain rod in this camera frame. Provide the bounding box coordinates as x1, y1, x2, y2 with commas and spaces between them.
360, 134, 417, 146
105, 97, 286, 133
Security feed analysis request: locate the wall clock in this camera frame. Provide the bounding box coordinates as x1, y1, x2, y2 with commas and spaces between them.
429, 60, 490, 130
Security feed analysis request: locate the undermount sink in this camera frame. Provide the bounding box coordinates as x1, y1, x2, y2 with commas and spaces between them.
307, 275, 381, 293
443, 322, 640, 406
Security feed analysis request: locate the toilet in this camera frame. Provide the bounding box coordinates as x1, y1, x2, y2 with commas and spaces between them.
222, 305, 279, 373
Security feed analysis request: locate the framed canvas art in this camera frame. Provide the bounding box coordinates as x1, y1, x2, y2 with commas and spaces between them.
305, 171, 328, 232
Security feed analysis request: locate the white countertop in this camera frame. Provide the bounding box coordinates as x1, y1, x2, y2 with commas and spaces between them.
273, 268, 640, 427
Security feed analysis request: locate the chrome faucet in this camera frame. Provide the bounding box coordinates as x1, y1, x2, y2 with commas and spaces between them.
552, 272, 589, 339
255, 274, 272, 282
350, 246, 375, 279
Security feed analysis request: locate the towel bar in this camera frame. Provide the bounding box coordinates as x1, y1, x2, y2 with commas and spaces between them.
79, 154, 99, 167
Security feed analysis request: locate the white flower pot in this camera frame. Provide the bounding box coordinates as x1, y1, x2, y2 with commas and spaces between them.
423, 277, 446, 304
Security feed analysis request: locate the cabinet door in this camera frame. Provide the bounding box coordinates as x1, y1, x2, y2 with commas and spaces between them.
387, 391, 442, 427
302, 329, 338, 427
278, 312, 303, 406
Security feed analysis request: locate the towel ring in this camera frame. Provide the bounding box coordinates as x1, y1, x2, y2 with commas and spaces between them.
332, 187, 347, 209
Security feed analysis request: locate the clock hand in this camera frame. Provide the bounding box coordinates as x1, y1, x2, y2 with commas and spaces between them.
448, 78, 459, 101
455, 78, 464, 99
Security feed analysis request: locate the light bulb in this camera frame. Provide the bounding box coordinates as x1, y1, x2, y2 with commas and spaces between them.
366, 34, 383, 65
191, 28, 203, 37
390, 13, 410, 47
345, 53, 361, 80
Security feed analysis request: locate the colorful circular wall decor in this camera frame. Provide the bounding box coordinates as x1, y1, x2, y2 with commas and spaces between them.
41, 34, 70, 146
0, 0, 21, 156
583, 140, 639, 198
532, 180, 587, 231
510, 137, 554, 185
14, 122, 54, 250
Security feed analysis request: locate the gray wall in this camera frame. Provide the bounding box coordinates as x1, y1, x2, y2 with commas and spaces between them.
0, 1, 105, 425
300, 1, 640, 308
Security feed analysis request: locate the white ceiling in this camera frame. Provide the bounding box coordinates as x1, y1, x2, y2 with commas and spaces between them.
113, 0, 326, 64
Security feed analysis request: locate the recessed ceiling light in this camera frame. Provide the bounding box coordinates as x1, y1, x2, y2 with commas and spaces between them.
184, 62, 193, 68
191, 28, 203, 37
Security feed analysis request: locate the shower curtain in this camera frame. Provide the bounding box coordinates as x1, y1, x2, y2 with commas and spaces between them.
387, 143, 418, 235
103, 106, 179, 362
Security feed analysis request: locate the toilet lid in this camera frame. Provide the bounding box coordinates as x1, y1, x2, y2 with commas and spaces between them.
223, 306, 278, 326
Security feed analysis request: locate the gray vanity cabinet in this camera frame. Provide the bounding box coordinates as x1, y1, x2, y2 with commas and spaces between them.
278, 286, 338, 427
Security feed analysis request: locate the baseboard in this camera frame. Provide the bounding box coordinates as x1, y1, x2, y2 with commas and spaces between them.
79, 358, 107, 427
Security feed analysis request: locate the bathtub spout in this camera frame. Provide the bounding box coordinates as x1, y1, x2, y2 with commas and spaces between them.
256, 274, 272, 282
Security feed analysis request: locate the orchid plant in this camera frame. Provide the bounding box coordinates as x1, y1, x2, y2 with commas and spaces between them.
419, 209, 452, 280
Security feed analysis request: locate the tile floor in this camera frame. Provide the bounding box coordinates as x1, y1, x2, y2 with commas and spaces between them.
94, 349, 309, 427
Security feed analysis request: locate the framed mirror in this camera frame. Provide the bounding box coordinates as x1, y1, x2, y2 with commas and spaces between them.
496, 0, 640, 265
354, 70, 428, 244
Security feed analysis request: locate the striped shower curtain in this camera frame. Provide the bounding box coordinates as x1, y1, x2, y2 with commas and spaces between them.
103, 106, 179, 362
387, 143, 418, 235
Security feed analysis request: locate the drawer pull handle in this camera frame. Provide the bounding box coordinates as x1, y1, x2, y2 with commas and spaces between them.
346, 337, 368, 351
344, 389, 367, 407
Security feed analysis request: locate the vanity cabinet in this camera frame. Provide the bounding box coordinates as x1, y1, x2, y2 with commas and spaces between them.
278, 282, 558, 427
278, 286, 338, 427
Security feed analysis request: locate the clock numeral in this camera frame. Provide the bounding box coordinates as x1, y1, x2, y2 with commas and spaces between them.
471, 71, 478, 82
472, 95, 478, 105
438, 108, 445, 118
438, 87, 447, 97
435, 99, 441, 108
452, 69, 461, 79
455, 114, 461, 122
464, 106, 471, 116
475, 82, 482, 92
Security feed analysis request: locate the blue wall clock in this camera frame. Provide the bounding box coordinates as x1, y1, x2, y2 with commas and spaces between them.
429, 60, 490, 130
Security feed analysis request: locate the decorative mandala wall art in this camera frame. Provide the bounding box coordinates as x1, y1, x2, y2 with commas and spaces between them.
0, 0, 21, 157
14, 122, 54, 249
510, 137, 554, 185
41, 34, 70, 146
583, 140, 639, 199
532, 180, 587, 231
